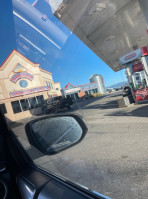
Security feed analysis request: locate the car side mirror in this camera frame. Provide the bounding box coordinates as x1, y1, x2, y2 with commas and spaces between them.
25, 114, 87, 155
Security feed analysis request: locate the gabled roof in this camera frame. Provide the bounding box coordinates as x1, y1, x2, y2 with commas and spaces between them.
63, 82, 98, 90
0, 49, 39, 71
64, 82, 76, 89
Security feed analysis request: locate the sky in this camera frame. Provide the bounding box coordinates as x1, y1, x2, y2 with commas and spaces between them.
50, 33, 126, 87
1, 0, 127, 88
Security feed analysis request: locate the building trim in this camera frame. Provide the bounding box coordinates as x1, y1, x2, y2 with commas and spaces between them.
39, 68, 52, 74
0, 50, 39, 71
63, 82, 98, 90
0, 91, 47, 103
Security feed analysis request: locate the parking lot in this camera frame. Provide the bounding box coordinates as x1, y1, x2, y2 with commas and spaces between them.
11, 91, 148, 199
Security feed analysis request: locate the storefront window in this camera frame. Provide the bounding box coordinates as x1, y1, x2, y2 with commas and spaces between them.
29, 97, 38, 109
0, 103, 7, 114
49, 82, 53, 88
36, 95, 44, 107
11, 101, 22, 114
20, 99, 30, 111
95, 88, 98, 93
46, 81, 48, 86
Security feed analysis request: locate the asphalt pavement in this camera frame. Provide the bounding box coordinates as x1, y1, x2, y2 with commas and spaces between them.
11, 92, 148, 199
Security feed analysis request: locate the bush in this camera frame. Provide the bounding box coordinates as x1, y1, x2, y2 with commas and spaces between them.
90, 93, 102, 98
95, 93, 102, 97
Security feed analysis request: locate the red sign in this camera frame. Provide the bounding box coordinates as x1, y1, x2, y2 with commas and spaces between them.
124, 53, 136, 61
10, 72, 34, 83
132, 62, 143, 72
133, 88, 148, 102
10, 86, 50, 97
141, 46, 148, 56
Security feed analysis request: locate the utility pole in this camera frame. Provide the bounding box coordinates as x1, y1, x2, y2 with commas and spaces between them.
120, 70, 125, 83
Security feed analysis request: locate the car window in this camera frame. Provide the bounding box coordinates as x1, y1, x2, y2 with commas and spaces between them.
1, 1, 148, 199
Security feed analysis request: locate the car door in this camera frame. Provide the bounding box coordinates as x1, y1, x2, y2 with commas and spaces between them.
0, 110, 110, 199
0, 1, 111, 198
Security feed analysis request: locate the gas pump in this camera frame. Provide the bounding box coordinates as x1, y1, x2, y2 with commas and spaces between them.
120, 47, 148, 102
132, 71, 147, 90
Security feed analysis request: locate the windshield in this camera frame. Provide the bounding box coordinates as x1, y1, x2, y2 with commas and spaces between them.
1, 1, 148, 199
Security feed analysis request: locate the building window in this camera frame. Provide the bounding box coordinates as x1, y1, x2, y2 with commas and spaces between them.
0, 103, 7, 114
36, 95, 44, 107
49, 82, 53, 88
20, 99, 30, 111
29, 97, 38, 109
11, 101, 22, 114
11, 95, 44, 114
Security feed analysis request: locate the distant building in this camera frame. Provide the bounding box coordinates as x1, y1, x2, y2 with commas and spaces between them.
0, 50, 61, 121
89, 74, 106, 94
61, 74, 106, 100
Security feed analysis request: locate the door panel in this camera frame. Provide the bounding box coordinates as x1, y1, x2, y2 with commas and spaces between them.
16, 166, 110, 199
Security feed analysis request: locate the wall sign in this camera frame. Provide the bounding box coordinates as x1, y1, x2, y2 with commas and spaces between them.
132, 62, 143, 72
120, 48, 142, 65
65, 87, 81, 94
19, 80, 28, 88
10, 72, 34, 83
14, 64, 27, 72
10, 86, 50, 97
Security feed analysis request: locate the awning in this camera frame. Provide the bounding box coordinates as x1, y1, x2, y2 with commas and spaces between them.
54, 0, 148, 71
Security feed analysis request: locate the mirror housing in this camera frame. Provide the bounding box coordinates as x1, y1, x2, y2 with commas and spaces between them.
25, 114, 87, 155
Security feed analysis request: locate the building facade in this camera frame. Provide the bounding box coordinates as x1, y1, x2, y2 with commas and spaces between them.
0, 50, 61, 121
89, 74, 106, 94
61, 74, 106, 99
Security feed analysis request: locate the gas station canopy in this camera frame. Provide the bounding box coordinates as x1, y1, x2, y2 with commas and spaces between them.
54, 0, 148, 71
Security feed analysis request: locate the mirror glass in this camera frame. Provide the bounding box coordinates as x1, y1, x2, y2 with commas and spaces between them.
31, 116, 83, 153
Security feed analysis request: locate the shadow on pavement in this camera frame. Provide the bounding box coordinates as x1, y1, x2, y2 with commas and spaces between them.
106, 104, 148, 117
72, 95, 108, 110
108, 92, 123, 98
82, 99, 119, 110
6, 117, 24, 128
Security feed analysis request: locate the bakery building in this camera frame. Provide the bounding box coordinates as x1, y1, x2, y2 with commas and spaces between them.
61, 74, 106, 99
0, 50, 61, 121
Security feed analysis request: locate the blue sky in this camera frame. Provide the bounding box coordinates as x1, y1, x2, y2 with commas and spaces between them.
27, 0, 127, 88
1, 0, 126, 88
50, 33, 126, 87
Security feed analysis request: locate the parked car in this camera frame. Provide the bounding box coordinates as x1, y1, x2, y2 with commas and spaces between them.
42, 96, 73, 113
107, 88, 116, 93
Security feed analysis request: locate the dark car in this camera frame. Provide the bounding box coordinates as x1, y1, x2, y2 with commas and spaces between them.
42, 96, 73, 113
122, 86, 132, 97
122, 86, 135, 103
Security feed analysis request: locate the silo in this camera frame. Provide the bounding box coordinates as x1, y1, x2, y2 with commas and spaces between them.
89, 74, 106, 94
